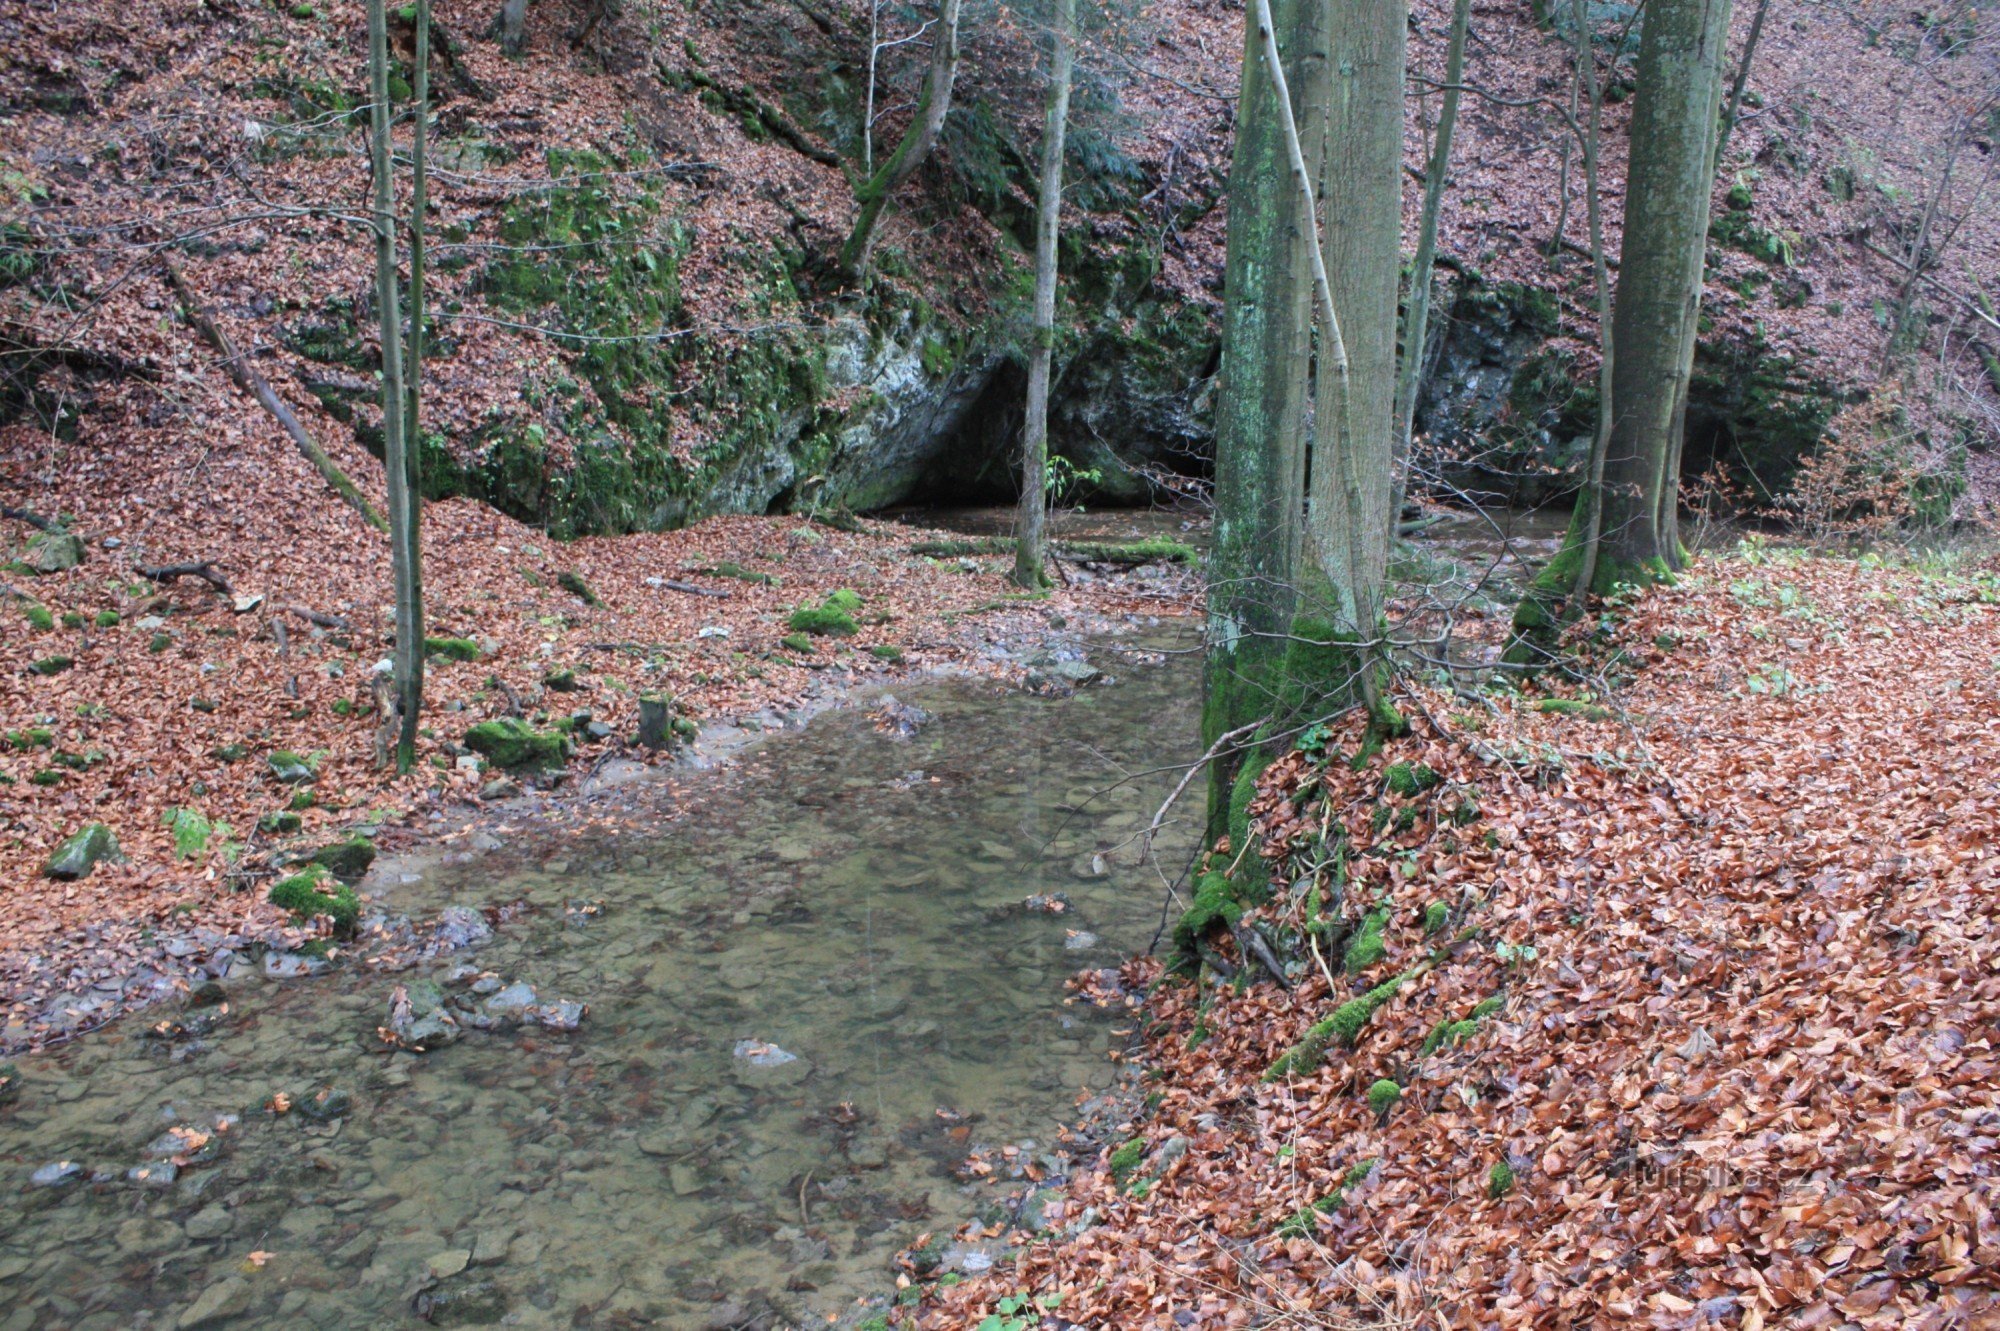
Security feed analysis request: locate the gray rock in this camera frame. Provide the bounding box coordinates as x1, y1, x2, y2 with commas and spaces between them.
177, 1276, 251, 1329
483, 983, 538, 1019
425, 906, 493, 956
29, 1160, 82, 1189
185, 1205, 233, 1240
263, 951, 327, 979
425, 1249, 472, 1279
43, 824, 121, 881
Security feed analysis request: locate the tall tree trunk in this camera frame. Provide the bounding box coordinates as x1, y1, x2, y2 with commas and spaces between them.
1304, 0, 1406, 726
402, 0, 431, 765
368, 0, 422, 773
838, 0, 963, 284
1203, 0, 1329, 833
498, 0, 529, 54
1012, 0, 1075, 591
1595, 0, 1732, 583
1391, 0, 1471, 520
1565, 0, 1617, 610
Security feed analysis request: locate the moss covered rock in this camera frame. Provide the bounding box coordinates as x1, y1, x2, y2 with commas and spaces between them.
44, 823, 121, 880
464, 718, 568, 770
268, 864, 360, 933
308, 835, 377, 882
23, 530, 83, 574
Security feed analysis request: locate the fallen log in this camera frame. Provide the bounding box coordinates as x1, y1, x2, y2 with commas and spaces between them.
162, 259, 388, 533
139, 561, 234, 595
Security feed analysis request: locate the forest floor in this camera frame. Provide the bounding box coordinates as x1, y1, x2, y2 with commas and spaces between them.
920, 543, 2000, 1330
0, 498, 1199, 1053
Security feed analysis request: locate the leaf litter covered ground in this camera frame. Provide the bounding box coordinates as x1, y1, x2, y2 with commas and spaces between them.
922, 548, 2000, 1329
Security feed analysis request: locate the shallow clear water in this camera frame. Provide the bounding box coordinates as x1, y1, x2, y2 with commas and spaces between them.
0, 634, 1199, 1329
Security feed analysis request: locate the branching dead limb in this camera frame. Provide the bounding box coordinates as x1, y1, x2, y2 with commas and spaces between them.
139, 561, 234, 595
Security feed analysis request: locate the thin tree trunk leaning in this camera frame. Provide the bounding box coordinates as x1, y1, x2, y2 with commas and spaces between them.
368, 0, 424, 773
1714, 0, 1771, 167
1391, 0, 1471, 520
405, 0, 431, 753
1594, 0, 1732, 583
161, 260, 387, 533
1012, 0, 1075, 591
838, 0, 962, 284
1879, 123, 1966, 379
1202, 0, 1329, 834
1565, 0, 1618, 612
1256, 0, 1400, 735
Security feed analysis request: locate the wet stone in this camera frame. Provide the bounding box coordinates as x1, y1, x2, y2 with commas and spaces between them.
185, 1205, 233, 1240
29, 1160, 82, 1189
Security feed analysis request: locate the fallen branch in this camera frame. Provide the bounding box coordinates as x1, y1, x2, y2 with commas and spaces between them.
657, 579, 730, 599
0, 505, 59, 533
277, 604, 351, 630
161, 259, 389, 533
1142, 719, 1265, 860
139, 561, 234, 595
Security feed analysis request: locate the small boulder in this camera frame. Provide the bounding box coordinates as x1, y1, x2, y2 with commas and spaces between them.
23, 530, 83, 574
44, 824, 120, 880
267, 750, 316, 784
307, 835, 377, 882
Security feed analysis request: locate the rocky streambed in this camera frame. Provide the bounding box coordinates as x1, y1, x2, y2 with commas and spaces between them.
0, 624, 1201, 1329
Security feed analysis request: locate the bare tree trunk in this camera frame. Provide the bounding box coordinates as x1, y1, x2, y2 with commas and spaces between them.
1595, 0, 1732, 582
1305, 0, 1405, 730
1204, 0, 1330, 833
1391, 0, 1470, 520
1228, 0, 1402, 736
1012, 0, 1075, 591
498, 0, 529, 54
1565, 0, 1618, 610
403, 0, 431, 763
368, 0, 423, 773
838, 0, 963, 284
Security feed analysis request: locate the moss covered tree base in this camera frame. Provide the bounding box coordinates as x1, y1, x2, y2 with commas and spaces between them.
1504, 509, 1675, 666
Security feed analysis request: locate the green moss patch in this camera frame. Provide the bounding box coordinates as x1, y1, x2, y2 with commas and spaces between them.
268, 864, 361, 933
463, 718, 569, 770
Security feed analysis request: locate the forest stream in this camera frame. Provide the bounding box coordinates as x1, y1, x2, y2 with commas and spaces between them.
0, 618, 1204, 1330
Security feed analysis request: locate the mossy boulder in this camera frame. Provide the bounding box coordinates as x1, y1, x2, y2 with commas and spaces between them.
424, 637, 482, 663
44, 823, 121, 880
788, 604, 857, 637
23, 603, 54, 631
23, 530, 83, 574
28, 655, 72, 676
307, 835, 377, 882
258, 811, 303, 834
464, 718, 568, 770
268, 863, 360, 933
268, 750, 317, 784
